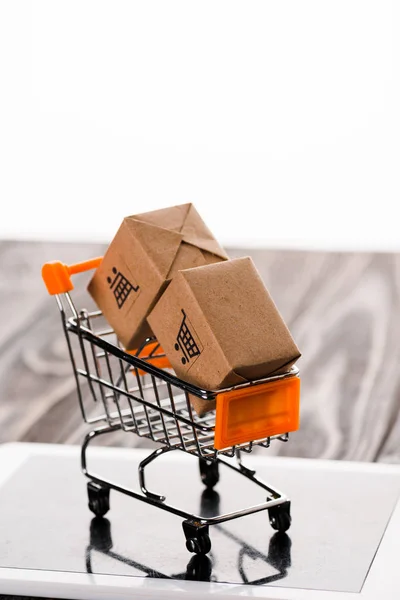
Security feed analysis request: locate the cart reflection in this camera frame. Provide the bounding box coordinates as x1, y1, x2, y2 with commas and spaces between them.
85, 489, 292, 585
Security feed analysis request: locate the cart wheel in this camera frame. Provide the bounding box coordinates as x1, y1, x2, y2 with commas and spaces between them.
87, 481, 110, 517
268, 501, 291, 533
186, 532, 212, 554
199, 458, 219, 489
182, 520, 212, 555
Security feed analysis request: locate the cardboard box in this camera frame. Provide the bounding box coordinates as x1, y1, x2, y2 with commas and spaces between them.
88, 203, 228, 349
147, 257, 301, 396
189, 394, 216, 417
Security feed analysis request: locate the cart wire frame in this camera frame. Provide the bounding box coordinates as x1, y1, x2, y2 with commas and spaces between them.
43, 258, 299, 553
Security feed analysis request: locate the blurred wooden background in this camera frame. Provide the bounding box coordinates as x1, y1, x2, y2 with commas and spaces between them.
1, 240, 400, 463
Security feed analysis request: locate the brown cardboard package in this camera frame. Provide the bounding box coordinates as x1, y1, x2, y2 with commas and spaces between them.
189, 395, 216, 417
88, 204, 228, 349
148, 257, 301, 412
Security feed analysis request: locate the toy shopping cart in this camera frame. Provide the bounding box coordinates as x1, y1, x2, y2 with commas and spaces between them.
42, 257, 300, 555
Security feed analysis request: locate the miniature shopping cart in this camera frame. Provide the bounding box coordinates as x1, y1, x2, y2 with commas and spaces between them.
42, 257, 300, 555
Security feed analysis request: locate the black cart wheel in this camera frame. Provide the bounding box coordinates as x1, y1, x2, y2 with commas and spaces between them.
268, 501, 291, 533
185, 532, 212, 554
199, 458, 219, 489
87, 481, 110, 517
182, 520, 212, 555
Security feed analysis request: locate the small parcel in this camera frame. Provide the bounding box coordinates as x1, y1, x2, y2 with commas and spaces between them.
148, 257, 300, 415
88, 203, 228, 349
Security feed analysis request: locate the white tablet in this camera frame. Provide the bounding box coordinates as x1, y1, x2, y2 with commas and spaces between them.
0, 442, 399, 600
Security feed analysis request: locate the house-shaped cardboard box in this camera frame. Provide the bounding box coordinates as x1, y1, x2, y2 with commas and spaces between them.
88, 204, 228, 349
148, 257, 301, 401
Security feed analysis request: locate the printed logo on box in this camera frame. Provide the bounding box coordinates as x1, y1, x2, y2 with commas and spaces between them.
174, 309, 203, 369
107, 266, 140, 309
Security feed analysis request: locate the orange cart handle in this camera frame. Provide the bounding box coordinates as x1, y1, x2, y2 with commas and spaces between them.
42, 257, 103, 295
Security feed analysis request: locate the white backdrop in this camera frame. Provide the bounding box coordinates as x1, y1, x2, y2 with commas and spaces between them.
0, 1, 399, 249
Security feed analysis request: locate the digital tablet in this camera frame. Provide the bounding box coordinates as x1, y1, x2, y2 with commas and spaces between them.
0, 442, 399, 599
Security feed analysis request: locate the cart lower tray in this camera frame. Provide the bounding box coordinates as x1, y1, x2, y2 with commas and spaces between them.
0, 444, 400, 599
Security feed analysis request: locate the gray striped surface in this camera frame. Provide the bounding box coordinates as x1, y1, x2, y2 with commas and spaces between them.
0, 241, 399, 463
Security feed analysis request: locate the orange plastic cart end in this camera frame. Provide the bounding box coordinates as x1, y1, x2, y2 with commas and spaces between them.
214, 376, 300, 450
42, 257, 103, 295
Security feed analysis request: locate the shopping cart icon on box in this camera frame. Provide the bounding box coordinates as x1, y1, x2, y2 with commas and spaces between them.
174, 309, 201, 365
107, 266, 139, 309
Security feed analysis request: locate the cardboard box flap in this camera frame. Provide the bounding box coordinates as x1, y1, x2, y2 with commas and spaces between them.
232, 356, 299, 382
219, 369, 248, 389
180, 204, 229, 260
125, 217, 183, 278
135, 203, 190, 232
135, 203, 228, 260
